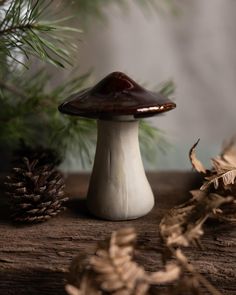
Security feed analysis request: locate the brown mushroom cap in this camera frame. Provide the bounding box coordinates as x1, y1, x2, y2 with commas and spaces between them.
58, 72, 176, 119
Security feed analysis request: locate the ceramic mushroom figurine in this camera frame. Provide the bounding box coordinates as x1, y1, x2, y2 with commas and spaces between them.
59, 72, 176, 220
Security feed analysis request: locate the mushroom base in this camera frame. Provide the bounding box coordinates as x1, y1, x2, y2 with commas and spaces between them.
87, 119, 154, 220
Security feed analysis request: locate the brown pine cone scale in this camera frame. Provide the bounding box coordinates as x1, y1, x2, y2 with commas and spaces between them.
5, 157, 68, 223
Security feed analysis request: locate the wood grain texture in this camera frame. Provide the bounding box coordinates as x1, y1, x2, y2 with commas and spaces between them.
0, 172, 235, 295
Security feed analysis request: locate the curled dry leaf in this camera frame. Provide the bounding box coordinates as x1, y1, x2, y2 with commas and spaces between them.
189, 139, 207, 174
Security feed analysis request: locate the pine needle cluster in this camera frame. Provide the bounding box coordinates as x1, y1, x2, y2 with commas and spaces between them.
0, 0, 79, 67
0, 0, 90, 163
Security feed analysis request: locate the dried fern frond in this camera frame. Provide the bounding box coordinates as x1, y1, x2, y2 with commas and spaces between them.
188, 139, 236, 222
66, 228, 182, 295
201, 169, 236, 191
189, 138, 236, 194
158, 138, 236, 295
88, 228, 148, 294
160, 190, 234, 247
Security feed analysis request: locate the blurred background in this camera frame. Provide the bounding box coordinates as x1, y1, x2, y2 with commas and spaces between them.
66, 0, 236, 170
1, 0, 236, 171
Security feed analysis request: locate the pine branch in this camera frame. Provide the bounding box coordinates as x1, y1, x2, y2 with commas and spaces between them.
0, 0, 80, 67
0, 68, 96, 166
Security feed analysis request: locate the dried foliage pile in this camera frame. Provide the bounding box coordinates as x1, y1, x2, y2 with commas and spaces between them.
65, 228, 222, 295
159, 138, 236, 294
161, 138, 236, 248
65, 139, 236, 295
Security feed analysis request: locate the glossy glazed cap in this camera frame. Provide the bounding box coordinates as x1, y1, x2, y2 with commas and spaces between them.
58, 72, 176, 119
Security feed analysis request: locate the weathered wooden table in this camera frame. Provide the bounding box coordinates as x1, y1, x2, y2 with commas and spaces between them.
0, 172, 235, 295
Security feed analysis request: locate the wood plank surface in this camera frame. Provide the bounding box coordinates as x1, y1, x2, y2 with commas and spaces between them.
0, 172, 235, 295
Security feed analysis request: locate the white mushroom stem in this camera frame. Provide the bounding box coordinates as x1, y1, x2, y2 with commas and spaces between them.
87, 119, 154, 220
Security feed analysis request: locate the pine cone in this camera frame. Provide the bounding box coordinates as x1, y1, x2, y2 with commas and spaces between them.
5, 157, 68, 223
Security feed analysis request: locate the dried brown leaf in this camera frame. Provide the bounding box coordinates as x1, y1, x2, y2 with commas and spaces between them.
90, 228, 146, 293
189, 139, 207, 174
114, 227, 137, 246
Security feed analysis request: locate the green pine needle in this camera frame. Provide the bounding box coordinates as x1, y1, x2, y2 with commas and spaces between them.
0, 0, 80, 67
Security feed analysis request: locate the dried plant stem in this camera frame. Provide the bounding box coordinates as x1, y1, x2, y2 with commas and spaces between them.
169, 247, 222, 295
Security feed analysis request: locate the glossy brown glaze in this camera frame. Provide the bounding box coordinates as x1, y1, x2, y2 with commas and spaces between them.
58, 72, 176, 119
